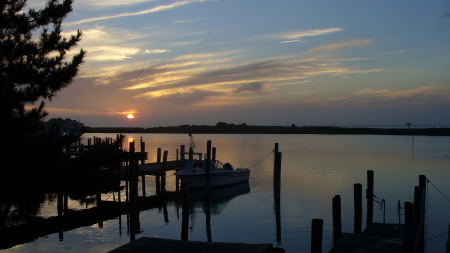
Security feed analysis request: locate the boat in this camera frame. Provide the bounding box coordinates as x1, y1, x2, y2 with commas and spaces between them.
174, 159, 250, 189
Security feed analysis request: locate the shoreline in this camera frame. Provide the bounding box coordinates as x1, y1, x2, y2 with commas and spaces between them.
84, 125, 450, 136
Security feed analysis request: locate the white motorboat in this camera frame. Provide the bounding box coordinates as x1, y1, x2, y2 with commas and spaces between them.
174, 159, 250, 189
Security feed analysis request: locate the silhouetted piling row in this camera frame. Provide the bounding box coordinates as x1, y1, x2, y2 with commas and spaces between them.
313, 172, 430, 253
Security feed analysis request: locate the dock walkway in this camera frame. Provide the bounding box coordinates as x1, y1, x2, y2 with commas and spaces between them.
108, 237, 273, 253
330, 223, 405, 253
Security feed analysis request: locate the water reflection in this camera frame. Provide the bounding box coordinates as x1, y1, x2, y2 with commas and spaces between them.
180, 182, 251, 242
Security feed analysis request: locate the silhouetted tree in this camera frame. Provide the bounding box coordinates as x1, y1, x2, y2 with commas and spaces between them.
0, 0, 85, 189
1, 0, 85, 129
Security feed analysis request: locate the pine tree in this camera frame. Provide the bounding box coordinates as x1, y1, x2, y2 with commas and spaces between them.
0, 0, 85, 131
0, 0, 85, 188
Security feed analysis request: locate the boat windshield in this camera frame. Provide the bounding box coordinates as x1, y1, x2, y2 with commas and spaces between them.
201, 160, 225, 170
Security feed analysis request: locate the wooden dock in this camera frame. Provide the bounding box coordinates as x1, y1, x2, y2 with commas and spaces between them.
330, 223, 405, 253
108, 237, 273, 253
317, 172, 428, 253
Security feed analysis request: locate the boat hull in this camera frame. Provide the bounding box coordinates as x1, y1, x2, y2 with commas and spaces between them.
175, 169, 250, 189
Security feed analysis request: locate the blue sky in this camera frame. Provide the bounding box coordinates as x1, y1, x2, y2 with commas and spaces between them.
30, 0, 450, 127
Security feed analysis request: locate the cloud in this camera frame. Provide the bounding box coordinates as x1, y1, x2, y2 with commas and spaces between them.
235, 82, 265, 94
88, 46, 140, 61
144, 49, 171, 54
67, 0, 210, 25
380, 50, 404, 55
305, 39, 372, 54
442, 13, 450, 18
253, 28, 344, 41
74, 0, 156, 7
357, 86, 450, 102
172, 41, 202, 46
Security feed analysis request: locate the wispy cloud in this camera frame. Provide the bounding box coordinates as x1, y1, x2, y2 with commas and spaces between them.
357, 86, 450, 101
67, 0, 210, 25
253, 28, 344, 41
305, 39, 372, 54
380, 50, 404, 55
145, 49, 171, 54
235, 82, 266, 94
87, 52, 384, 106
74, 0, 157, 7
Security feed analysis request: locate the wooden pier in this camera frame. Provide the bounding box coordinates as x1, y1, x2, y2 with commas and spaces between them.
108, 237, 273, 253
312, 171, 428, 253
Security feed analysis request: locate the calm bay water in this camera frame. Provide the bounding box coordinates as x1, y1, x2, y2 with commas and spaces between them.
5, 134, 450, 252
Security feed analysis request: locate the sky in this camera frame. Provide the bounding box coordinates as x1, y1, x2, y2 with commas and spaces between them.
29, 0, 450, 127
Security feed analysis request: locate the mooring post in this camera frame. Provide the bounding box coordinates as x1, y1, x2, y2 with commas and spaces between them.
189, 147, 193, 160
405, 201, 419, 253
414, 185, 426, 253
205, 140, 212, 190
332, 195, 342, 243
161, 150, 168, 194
212, 147, 216, 160
180, 145, 185, 163
155, 148, 161, 194
311, 218, 323, 253
419, 174, 427, 252
273, 146, 282, 183
366, 170, 374, 227
274, 172, 281, 244
354, 183, 362, 234
140, 141, 145, 164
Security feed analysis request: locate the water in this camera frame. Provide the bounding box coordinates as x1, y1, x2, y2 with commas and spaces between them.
3, 134, 450, 252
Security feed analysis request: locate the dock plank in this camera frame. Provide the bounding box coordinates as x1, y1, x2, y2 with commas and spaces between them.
108, 237, 273, 253
330, 223, 405, 253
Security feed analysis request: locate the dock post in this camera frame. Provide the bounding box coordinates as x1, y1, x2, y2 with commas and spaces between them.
161, 150, 168, 194
354, 183, 362, 234
274, 170, 281, 244
140, 141, 146, 164
405, 202, 419, 253
212, 147, 216, 160
189, 147, 193, 160
418, 175, 427, 252
311, 218, 323, 253
180, 145, 185, 162
274, 152, 282, 183
366, 170, 374, 227
205, 140, 212, 190
414, 185, 426, 253
155, 148, 161, 194
332, 195, 342, 243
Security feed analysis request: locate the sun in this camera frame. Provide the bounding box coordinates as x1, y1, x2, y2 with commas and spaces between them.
127, 113, 134, 119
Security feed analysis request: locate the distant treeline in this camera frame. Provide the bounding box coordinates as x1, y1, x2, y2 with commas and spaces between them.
85, 122, 450, 136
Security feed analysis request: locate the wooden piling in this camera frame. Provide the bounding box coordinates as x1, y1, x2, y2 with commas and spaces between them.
274, 152, 282, 183
212, 147, 216, 160
332, 195, 342, 243
180, 145, 185, 162
161, 150, 168, 194
189, 147, 193, 160
205, 140, 212, 190
404, 201, 415, 224
353, 183, 362, 234
366, 170, 374, 227
156, 148, 161, 194
140, 141, 146, 164
311, 218, 323, 253
414, 185, 425, 252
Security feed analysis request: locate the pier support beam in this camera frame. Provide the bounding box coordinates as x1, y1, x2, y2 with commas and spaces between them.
354, 183, 362, 234
332, 195, 342, 243
311, 219, 323, 253
366, 170, 374, 227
